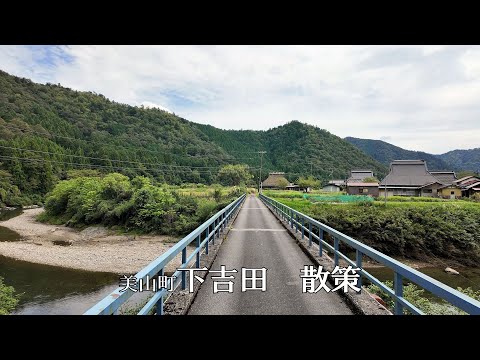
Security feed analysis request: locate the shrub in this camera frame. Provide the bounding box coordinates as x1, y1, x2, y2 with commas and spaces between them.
42, 173, 242, 236
367, 281, 480, 315
0, 276, 20, 315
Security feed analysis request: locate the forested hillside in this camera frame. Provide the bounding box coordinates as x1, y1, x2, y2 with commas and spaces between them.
439, 148, 480, 173
195, 121, 387, 181
0, 70, 386, 206
346, 136, 480, 172
345, 137, 452, 171
0, 70, 237, 205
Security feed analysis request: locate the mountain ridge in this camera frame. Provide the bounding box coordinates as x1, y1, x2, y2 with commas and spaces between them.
345, 136, 480, 172
0, 69, 387, 204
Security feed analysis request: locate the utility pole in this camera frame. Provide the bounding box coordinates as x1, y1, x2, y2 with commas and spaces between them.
384, 171, 388, 205
258, 151, 267, 193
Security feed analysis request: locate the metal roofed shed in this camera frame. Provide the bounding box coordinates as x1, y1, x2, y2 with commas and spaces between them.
348, 170, 374, 182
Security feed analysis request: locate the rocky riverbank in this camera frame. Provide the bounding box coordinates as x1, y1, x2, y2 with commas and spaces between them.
0, 208, 184, 274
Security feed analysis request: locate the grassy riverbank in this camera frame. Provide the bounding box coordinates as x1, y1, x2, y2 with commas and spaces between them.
265, 191, 480, 266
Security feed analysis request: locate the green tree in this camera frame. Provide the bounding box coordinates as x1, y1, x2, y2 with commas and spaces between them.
296, 176, 320, 189
217, 164, 253, 186
363, 176, 379, 183
277, 178, 289, 189
457, 170, 478, 179
0, 276, 20, 315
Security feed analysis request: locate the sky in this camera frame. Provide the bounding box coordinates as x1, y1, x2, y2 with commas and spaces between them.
0, 45, 479, 154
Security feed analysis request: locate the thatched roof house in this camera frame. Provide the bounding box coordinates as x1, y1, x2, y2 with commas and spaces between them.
262, 172, 289, 189
379, 160, 443, 197
430, 171, 457, 185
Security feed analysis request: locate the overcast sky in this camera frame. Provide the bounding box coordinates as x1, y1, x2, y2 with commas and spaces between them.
1, 45, 479, 154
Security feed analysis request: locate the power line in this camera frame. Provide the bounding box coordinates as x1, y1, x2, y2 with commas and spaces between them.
0, 144, 256, 171
0, 154, 261, 174
0, 123, 246, 162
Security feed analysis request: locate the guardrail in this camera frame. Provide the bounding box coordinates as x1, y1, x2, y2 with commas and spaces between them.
260, 193, 480, 315
84, 193, 246, 315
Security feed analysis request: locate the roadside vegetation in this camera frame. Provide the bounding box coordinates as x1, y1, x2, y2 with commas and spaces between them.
367, 280, 480, 315
0, 276, 20, 315
38, 172, 246, 236
265, 190, 480, 266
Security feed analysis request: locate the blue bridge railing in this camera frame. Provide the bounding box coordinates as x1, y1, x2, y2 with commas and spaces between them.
84, 194, 246, 315
260, 194, 480, 315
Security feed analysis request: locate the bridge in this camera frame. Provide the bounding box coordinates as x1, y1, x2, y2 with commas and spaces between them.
85, 193, 480, 315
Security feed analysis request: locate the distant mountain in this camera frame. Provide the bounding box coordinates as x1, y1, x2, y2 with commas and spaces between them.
344, 137, 450, 171
439, 148, 480, 173
195, 121, 388, 181
345, 136, 480, 172
0, 70, 387, 202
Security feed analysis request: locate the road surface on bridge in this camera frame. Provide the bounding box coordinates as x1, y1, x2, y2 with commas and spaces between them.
188, 195, 354, 315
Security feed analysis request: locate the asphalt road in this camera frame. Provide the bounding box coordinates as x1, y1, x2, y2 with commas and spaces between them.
188, 195, 353, 315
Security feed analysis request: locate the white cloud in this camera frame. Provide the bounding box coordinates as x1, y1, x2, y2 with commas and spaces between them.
140, 101, 171, 113
460, 48, 480, 79
0, 45, 479, 154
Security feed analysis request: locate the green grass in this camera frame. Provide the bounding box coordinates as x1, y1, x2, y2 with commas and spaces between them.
375, 196, 459, 203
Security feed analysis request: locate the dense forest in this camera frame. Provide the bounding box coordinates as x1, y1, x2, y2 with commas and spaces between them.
346, 136, 480, 173
0, 70, 386, 207
440, 148, 480, 173
194, 121, 387, 181
345, 137, 451, 170
0, 70, 242, 205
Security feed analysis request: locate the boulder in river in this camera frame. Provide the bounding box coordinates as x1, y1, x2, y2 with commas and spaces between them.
444, 267, 460, 275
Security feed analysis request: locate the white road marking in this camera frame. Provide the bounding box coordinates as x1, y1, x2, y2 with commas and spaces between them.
230, 228, 287, 232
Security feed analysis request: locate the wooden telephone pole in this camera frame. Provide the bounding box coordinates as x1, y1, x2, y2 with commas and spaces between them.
258, 151, 267, 193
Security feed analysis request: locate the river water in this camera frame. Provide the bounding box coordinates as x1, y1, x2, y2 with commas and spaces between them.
1, 209, 479, 314
0, 209, 119, 315
365, 266, 480, 293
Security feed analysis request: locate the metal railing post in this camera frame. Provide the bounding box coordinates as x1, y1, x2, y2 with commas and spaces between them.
308, 221, 312, 247
334, 237, 339, 267
394, 272, 404, 315
301, 216, 304, 239
356, 250, 363, 292
290, 209, 293, 229
319, 229, 324, 256
212, 218, 216, 245
181, 248, 187, 290
156, 268, 164, 315
206, 225, 210, 255
196, 234, 201, 268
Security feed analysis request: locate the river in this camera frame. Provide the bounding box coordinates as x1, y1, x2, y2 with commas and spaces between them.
1, 209, 479, 314
365, 266, 480, 295
0, 209, 119, 315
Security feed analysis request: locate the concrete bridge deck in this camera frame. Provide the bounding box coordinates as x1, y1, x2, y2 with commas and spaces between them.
188, 195, 354, 315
